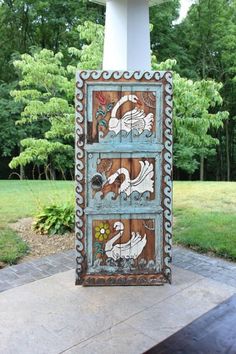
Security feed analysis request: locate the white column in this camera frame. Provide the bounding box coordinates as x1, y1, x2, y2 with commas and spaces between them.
103, 0, 151, 71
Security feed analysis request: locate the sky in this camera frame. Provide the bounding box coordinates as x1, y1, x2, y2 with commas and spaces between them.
175, 0, 195, 24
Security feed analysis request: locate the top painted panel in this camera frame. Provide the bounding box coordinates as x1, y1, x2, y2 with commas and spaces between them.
87, 84, 163, 145
90, 0, 167, 7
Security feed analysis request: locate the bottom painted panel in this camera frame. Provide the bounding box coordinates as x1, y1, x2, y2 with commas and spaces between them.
87, 213, 163, 277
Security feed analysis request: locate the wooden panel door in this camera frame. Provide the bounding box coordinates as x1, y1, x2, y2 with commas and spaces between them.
75, 71, 173, 286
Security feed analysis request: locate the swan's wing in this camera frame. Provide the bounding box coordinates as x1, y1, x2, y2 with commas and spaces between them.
122, 109, 145, 131
130, 233, 142, 248
131, 161, 154, 187
115, 239, 132, 252
116, 232, 142, 252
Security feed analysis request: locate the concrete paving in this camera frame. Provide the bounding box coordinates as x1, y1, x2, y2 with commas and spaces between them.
0, 265, 235, 354
2, 246, 236, 292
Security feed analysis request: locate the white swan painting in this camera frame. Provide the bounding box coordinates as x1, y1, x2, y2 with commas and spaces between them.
108, 94, 154, 135
105, 160, 154, 196
105, 222, 147, 261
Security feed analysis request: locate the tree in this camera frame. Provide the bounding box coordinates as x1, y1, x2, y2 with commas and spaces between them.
150, 0, 181, 63
0, 0, 104, 82
9, 49, 75, 179
153, 59, 228, 176
173, 0, 236, 180
0, 82, 22, 158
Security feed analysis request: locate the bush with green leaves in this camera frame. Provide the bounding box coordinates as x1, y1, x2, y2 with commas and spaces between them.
33, 204, 75, 235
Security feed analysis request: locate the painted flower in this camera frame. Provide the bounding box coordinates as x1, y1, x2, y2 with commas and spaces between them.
96, 92, 106, 106
95, 223, 110, 241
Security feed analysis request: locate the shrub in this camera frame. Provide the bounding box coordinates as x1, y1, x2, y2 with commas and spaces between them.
33, 204, 74, 235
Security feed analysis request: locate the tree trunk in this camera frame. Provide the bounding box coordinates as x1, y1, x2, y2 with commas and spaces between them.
225, 120, 230, 181
219, 138, 224, 180
200, 155, 204, 181
216, 146, 220, 181
19, 145, 25, 180
44, 166, 49, 180
37, 165, 41, 180
20, 164, 25, 180
49, 167, 56, 180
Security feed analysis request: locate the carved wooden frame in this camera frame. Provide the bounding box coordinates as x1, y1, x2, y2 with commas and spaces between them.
75, 71, 173, 286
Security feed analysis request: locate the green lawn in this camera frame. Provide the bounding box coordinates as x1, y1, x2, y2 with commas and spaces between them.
174, 182, 236, 261
0, 180, 235, 264
0, 180, 74, 226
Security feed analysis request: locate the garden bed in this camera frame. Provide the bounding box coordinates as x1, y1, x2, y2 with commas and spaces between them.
10, 218, 74, 263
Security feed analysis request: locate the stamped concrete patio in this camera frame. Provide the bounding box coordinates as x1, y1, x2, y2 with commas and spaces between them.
0, 247, 236, 354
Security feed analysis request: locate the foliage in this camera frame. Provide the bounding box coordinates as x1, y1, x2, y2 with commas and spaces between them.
0, 228, 28, 265
75, 21, 104, 70
33, 203, 75, 235
150, 0, 181, 63
153, 59, 228, 173
0, 82, 23, 157
173, 0, 236, 179
0, 0, 104, 82
9, 49, 75, 177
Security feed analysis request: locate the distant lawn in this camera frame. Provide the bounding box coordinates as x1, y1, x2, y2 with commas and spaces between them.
0, 180, 74, 264
174, 182, 236, 261
0, 180, 74, 225
0, 180, 235, 264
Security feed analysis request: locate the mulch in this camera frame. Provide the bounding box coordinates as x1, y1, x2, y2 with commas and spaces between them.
9, 217, 74, 264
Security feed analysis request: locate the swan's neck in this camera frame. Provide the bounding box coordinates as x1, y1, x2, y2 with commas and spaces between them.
105, 229, 124, 252
111, 95, 129, 117
111, 230, 123, 244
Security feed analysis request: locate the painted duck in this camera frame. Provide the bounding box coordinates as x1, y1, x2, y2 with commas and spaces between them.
105, 160, 154, 196
109, 94, 154, 135
105, 221, 147, 261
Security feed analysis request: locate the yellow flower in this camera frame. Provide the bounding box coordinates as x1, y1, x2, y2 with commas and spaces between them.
95, 223, 110, 241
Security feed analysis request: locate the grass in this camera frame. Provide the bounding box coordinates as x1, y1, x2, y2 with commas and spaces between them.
174, 182, 236, 261
0, 180, 74, 264
0, 180, 74, 225
0, 228, 29, 264
0, 180, 235, 264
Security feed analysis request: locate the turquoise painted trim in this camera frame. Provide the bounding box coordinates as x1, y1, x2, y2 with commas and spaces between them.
85, 143, 163, 153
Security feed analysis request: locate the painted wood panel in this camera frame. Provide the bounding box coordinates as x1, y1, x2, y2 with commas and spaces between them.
75, 71, 173, 286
